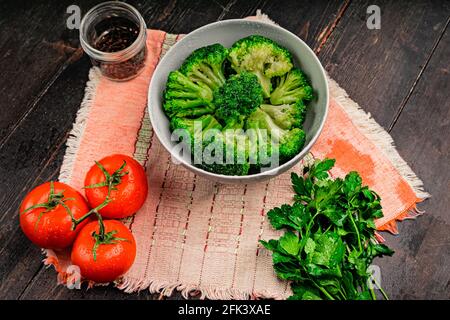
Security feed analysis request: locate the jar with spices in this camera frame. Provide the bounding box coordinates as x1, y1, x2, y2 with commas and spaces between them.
80, 1, 147, 81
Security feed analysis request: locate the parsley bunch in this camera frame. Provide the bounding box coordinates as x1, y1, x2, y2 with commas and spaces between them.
261, 158, 394, 300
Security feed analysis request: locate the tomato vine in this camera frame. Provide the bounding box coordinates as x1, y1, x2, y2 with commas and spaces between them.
71, 160, 129, 260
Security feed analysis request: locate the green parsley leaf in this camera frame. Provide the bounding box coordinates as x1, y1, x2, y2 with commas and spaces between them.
304, 238, 316, 255
261, 158, 394, 300
279, 231, 301, 256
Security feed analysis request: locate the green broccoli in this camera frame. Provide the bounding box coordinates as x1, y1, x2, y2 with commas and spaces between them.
277, 128, 305, 161
214, 72, 263, 123
223, 115, 246, 131
198, 162, 250, 176
198, 129, 250, 176
171, 115, 249, 176
170, 114, 222, 150
246, 108, 306, 162
164, 71, 214, 118
180, 43, 228, 91
270, 68, 313, 105
228, 35, 293, 98
259, 100, 306, 130
245, 122, 274, 173
163, 37, 314, 176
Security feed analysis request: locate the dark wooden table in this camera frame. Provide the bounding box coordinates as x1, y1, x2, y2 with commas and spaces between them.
0, 0, 449, 300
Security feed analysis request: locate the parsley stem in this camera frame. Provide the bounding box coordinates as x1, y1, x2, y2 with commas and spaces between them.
369, 283, 376, 300
338, 288, 347, 300
372, 277, 389, 300
379, 286, 389, 300
302, 265, 335, 300
348, 212, 362, 252
311, 279, 335, 300
300, 211, 320, 252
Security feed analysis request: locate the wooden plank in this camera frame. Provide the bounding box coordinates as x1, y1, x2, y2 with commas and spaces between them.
316, 1, 450, 298
0, 149, 64, 300
390, 24, 450, 224
0, 55, 92, 299
258, 0, 350, 51
8, 0, 348, 299
0, 0, 100, 145
377, 216, 450, 299
136, 0, 229, 33
375, 26, 450, 299
137, 0, 347, 44
318, 0, 450, 129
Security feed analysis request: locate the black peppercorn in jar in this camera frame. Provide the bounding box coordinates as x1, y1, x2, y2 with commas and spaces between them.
80, 1, 147, 81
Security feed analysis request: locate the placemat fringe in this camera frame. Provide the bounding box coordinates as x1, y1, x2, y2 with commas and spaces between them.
378, 202, 425, 234
328, 77, 431, 201
117, 277, 286, 300
59, 68, 101, 183
254, 9, 275, 24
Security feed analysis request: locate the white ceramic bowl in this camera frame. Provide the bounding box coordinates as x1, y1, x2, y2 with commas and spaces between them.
148, 19, 329, 183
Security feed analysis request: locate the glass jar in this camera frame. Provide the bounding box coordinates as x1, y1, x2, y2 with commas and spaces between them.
80, 1, 147, 81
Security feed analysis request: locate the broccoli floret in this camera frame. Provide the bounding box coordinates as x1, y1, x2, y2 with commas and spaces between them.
199, 161, 250, 176
228, 35, 293, 98
214, 72, 263, 123
270, 68, 313, 105
164, 71, 214, 118
170, 114, 222, 134
180, 43, 228, 91
198, 129, 250, 176
245, 122, 274, 173
259, 100, 306, 130
277, 128, 305, 161
170, 114, 222, 148
171, 116, 249, 176
246, 108, 306, 162
223, 115, 246, 131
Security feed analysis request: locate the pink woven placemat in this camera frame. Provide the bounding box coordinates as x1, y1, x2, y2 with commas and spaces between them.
45, 14, 429, 299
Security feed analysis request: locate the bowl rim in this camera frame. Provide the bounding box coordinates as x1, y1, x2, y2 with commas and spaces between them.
148, 19, 329, 181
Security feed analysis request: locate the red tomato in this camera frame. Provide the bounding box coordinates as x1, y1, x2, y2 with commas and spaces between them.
84, 154, 148, 219
71, 220, 136, 283
19, 182, 90, 250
